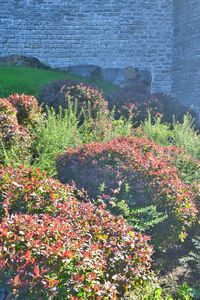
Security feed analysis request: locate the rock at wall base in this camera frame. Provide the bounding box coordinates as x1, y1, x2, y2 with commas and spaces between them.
0, 55, 50, 70
67, 64, 152, 89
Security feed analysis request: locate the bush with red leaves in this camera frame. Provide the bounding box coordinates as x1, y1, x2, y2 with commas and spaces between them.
8, 93, 42, 127
0, 98, 19, 146
57, 137, 198, 236
108, 88, 196, 125
39, 80, 109, 119
0, 98, 32, 164
0, 166, 153, 299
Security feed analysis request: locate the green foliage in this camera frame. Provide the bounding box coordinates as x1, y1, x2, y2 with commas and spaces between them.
180, 235, 200, 277
141, 113, 200, 160
79, 106, 133, 144
33, 102, 133, 176
177, 283, 197, 300
172, 114, 200, 160
0, 97, 33, 166
125, 205, 167, 233
33, 103, 81, 176
141, 112, 173, 146
127, 280, 173, 300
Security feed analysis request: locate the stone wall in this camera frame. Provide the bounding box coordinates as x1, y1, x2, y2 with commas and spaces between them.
0, 0, 173, 93
172, 0, 200, 115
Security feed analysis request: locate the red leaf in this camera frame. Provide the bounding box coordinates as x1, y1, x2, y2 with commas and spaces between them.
33, 265, 40, 277
13, 274, 20, 286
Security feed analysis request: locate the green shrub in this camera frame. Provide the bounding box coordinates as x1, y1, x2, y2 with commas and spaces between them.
140, 113, 200, 160
140, 113, 173, 146
32, 104, 81, 176
172, 114, 200, 160
180, 235, 200, 280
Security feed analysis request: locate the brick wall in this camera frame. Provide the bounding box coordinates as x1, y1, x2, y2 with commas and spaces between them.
0, 0, 173, 93
172, 0, 200, 115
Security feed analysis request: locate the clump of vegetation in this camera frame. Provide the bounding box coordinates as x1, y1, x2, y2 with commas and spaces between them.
56, 136, 198, 246
1, 72, 200, 297
39, 80, 109, 120
0, 165, 153, 299
0, 97, 32, 165
0, 98, 19, 146
109, 88, 195, 125
7, 93, 42, 127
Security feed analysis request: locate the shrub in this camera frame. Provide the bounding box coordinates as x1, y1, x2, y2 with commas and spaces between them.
0, 98, 32, 166
140, 113, 200, 160
32, 105, 81, 176
0, 98, 19, 147
180, 235, 200, 280
32, 103, 133, 176
108, 88, 195, 125
57, 137, 198, 241
39, 80, 109, 119
8, 93, 42, 127
0, 165, 153, 299
0, 165, 74, 218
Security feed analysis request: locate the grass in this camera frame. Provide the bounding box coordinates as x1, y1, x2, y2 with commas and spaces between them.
0, 66, 117, 98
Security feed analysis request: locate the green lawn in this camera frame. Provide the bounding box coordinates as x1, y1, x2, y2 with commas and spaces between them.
0, 66, 116, 98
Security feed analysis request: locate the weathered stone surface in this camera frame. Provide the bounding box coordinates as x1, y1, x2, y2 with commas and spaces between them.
124, 67, 138, 80
138, 70, 152, 86
172, 0, 200, 117
0, 0, 173, 94
0, 55, 50, 69
2, 0, 200, 117
67, 64, 152, 88
67, 65, 102, 79
102, 68, 118, 82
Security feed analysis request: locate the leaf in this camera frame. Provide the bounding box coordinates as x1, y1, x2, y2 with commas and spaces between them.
33, 265, 40, 277
13, 274, 20, 286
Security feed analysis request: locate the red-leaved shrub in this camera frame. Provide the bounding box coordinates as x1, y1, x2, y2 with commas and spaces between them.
0, 98, 32, 164
0, 98, 19, 146
108, 88, 196, 125
8, 93, 42, 126
57, 137, 198, 231
39, 80, 109, 118
0, 166, 153, 299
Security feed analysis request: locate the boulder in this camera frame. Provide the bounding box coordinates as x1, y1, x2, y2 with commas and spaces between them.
67, 65, 102, 79
0, 55, 50, 69
67, 64, 151, 89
